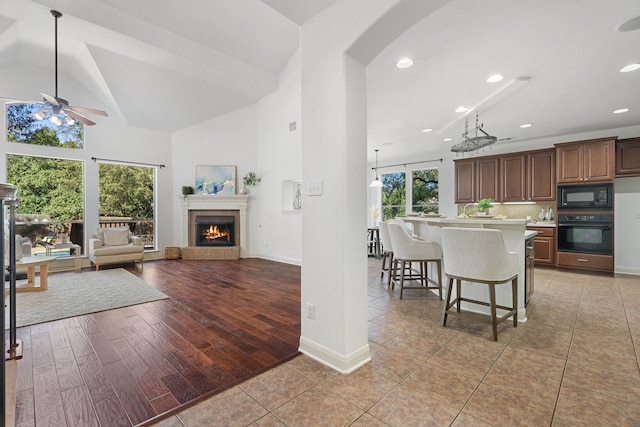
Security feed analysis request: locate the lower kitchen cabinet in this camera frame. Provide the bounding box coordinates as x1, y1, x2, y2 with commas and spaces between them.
527, 226, 556, 266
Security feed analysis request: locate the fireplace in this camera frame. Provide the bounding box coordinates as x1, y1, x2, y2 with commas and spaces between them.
180, 196, 247, 260
195, 215, 235, 246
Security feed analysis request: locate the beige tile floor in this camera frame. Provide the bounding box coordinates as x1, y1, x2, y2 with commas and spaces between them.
155, 261, 640, 426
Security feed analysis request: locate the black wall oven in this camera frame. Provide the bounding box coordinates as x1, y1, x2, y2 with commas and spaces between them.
557, 213, 613, 255
558, 183, 613, 210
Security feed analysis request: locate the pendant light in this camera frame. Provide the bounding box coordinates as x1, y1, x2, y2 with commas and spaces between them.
369, 149, 383, 188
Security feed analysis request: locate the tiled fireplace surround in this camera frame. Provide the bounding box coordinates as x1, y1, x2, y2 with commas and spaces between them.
179, 195, 249, 259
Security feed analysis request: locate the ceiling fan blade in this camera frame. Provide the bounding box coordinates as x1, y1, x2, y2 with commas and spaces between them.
67, 105, 108, 117
40, 92, 62, 106
63, 109, 96, 126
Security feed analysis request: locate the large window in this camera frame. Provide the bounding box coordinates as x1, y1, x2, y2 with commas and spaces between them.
98, 163, 156, 250
412, 168, 439, 214
7, 154, 85, 253
382, 171, 406, 220
7, 103, 84, 149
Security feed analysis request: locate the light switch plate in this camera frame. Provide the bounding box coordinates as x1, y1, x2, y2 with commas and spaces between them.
307, 180, 323, 196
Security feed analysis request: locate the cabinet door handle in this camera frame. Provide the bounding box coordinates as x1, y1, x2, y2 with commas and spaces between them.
577, 259, 589, 262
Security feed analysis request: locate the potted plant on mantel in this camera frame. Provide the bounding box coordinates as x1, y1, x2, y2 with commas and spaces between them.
181, 185, 195, 200
239, 172, 261, 194
476, 198, 494, 215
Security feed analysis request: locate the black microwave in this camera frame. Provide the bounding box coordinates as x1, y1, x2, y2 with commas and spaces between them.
558, 183, 613, 210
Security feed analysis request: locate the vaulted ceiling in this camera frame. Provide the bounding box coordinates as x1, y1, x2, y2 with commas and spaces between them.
1, 0, 639, 162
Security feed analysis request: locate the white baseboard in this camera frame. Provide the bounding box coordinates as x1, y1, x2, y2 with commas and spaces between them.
614, 266, 640, 276
298, 337, 370, 374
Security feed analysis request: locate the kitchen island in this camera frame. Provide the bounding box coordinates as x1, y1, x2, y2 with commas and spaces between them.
400, 217, 535, 322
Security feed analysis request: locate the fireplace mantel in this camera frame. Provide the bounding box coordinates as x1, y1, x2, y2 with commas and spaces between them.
179, 195, 249, 257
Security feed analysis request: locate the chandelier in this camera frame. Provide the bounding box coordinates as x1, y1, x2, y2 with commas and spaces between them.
450, 111, 497, 155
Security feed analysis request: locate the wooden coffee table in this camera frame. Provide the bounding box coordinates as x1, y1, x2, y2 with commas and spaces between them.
6, 256, 58, 292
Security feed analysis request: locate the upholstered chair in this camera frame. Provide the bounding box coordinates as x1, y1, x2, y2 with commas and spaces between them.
440, 227, 519, 341
387, 222, 443, 299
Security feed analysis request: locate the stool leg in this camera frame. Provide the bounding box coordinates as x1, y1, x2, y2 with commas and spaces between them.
399, 260, 406, 299
489, 283, 498, 341
442, 276, 454, 326
388, 255, 395, 289
381, 252, 387, 279
436, 259, 442, 300
456, 279, 462, 313
512, 277, 518, 327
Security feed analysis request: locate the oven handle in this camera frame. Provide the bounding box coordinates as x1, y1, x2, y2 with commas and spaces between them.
558, 223, 612, 229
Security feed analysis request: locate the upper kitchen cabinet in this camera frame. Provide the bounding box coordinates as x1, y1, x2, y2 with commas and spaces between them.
615, 137, 640, 177
528, 149, 556, 201
454, 158, 475, 203
500, 153, 527, 202
500, 149, 555, 202
454, 157, 499, 203
555, 137, 616, 184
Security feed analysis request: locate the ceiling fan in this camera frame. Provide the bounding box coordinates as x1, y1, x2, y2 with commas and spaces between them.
17, 10, 108, 126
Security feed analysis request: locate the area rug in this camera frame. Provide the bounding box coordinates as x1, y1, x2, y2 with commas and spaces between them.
4, 268, 168, 328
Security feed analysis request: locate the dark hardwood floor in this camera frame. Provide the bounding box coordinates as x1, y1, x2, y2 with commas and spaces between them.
10, 259, 301, 426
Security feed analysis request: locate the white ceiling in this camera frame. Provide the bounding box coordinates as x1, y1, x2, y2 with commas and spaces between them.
1, 0, 639, 162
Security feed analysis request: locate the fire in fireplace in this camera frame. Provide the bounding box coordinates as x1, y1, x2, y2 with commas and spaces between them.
195, 215, 235, 247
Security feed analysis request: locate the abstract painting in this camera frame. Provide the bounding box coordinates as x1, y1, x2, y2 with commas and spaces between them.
195, 165, 236, 195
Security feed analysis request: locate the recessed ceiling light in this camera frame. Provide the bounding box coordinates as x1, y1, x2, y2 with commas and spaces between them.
396, 58, 413, 69
455, 106, 470, 113
487, 74, 504, 83
520, 123, 533, 128
443, 137, 453, 142
421, 128, 433, 133
614, 108, 630, 114
620, 63, 640, 73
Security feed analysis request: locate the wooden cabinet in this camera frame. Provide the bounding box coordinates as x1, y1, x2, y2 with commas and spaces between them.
616, 137, 640, 177
527, 226, 556, 266
454, 159, 475, 203
454, 157, 499, 203
501, 154, 527, 201
500, 149, 555, 202
476, 157, 500, 201
556, 137, 615, 184
556, 252, 613, 272
528, 149, 556, 201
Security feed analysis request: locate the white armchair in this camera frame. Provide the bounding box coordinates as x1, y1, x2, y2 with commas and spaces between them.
88, 227, 144, 270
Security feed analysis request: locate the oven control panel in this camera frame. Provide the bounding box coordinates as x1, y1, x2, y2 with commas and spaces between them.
557, 213, 613, 223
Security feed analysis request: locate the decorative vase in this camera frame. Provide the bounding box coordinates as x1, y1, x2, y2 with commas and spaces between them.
239, 186, 248, 195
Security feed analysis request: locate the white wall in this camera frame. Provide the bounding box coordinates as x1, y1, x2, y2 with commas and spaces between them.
615, 177, 640, 275
170, 50, 302, 263
254, 51, 302, 264
0, 63, 173, 261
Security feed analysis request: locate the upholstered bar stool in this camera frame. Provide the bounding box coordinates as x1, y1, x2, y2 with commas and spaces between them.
377, 221, 395, 287
387, 222, 442, 299
440, 227, 518, 341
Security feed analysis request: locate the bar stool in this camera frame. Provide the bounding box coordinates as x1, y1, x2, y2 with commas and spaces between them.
440, 227, 519, 341
378, 222, 395, 287
387, 222, 442, 299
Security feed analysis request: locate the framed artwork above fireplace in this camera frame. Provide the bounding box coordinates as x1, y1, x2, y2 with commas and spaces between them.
195, 165, 236, 195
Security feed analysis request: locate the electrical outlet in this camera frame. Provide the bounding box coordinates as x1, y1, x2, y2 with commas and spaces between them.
307, 180, 323, 196
306, 303, 315, 319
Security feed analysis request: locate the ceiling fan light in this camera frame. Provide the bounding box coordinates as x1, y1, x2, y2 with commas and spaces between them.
49, 114, 62, 126
620, 63, 640, 73
31, 110, 47, 120
64, 115, 75, 125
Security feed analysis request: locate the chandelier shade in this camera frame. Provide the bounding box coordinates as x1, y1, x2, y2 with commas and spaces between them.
369, 149, 383, 187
